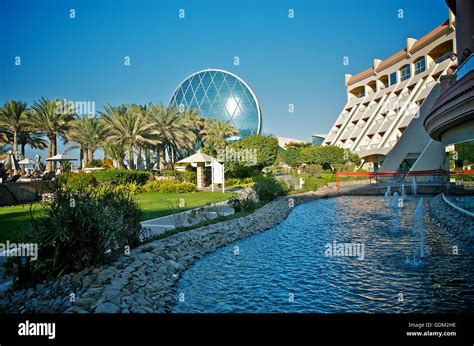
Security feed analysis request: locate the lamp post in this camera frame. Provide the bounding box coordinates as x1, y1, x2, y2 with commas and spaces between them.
18, 254, 31, 284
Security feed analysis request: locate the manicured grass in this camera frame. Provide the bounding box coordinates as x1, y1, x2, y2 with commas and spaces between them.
0, 191, 234, 243
136, 191, 234, 221
0, 203, 44, 243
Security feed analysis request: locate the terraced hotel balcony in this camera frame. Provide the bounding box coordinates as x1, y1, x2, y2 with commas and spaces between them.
424, 54, 474, 143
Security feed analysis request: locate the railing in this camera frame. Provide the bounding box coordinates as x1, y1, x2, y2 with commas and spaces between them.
453, 53, 473, 82
335, 169, 474, 191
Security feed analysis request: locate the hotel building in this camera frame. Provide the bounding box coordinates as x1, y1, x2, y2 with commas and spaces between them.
324, 15, 457, 171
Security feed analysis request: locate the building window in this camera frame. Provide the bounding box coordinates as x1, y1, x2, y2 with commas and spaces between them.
389, 72, 397, 86
400, 64, 411, 81
415, 57, 426, 75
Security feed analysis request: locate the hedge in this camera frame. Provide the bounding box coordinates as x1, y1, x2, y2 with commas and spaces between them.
92, 169, 150, 185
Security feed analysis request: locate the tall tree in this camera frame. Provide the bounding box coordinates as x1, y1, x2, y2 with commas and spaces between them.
100, 104, 158, 170
17, 131, 47, 160
0, 100, 28, 158
30, 97, 74, 171
146, 104, 196, 170
201, 118, 239, 143
67, 115, 107, 168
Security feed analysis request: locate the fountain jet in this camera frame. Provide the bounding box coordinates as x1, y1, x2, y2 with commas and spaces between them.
390, 192, 399, 232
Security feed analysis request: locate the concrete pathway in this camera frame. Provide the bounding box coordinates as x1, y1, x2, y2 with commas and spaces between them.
140, 201, 234, 237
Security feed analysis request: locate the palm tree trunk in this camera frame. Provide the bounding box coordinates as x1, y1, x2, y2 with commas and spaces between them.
51, 135, 57, 171
21, 143, 25, 161
88, 147, 93, 164
13, 130, 18, 158
79, 146, 84, 169
128, 144, 134, 170
144, 147, 151, 171
47, 134, 54, 171
137, 145, 142, 170
159, 144, 166, 171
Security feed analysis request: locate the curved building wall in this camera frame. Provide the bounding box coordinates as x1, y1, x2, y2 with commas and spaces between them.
169, 69, 262, 138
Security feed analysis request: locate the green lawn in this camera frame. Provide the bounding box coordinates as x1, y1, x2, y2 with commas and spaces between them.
136, 191, 234, 220
0, 203, 44, 244
0, 191, 234, 243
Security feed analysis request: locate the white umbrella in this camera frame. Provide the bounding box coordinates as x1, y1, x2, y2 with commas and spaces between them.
18, 158, 35, 165
46, 153, 78, 161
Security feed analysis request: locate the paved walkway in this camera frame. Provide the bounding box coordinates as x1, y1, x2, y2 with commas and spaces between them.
140, 201, 234, 237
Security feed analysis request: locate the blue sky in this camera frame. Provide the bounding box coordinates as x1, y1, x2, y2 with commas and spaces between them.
0, 0, 448, 158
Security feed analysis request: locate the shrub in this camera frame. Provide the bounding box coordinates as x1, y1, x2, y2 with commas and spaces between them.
60, 172, 97, 190
92, 169, 150, 185
160, 170, 197, 183
302, 176, 330, 191
332, 163, 355, 172
85, 159, 103, 168
114, 182, 141, 195
253, 175, 288, 203
142, 180, 196, 193
225, 176, 256, 187
227, 195, 257, 212
279, 148, 302, 168
231, 134, 279, 169
303, 164, 323, 176
19, 183, 144, 281
225, 162, 260, 178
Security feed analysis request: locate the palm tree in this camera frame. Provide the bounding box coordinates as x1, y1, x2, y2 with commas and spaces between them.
67, 115, 107, 168
100, 104, 158, 170
146, 104, 197, 170
17, 131, 47, 160
201, 118, 239, 143
30, 97, 74, 171
0, 100, 28, 158
102, 142, 126, 169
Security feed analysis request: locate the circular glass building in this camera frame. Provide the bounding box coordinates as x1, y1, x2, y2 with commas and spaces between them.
169, 69, 262, 139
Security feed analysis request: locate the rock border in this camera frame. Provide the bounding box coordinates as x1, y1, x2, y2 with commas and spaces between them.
0, 188, 338, 313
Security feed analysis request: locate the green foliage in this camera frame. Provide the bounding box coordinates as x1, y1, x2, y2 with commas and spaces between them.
253, 175, 288, 203
85, 159, 103, 168
332, 163, 356, 172
302, 164, 323, 176
60, 172, 98, 190
279, 148, 302, 167
232, 134, 279, 169
19, 184, 143, 281
300, 146, 345, 167
227, 195, 258, 212
300, 172, 336, 192
225, 162, 260, 178
142, 179, 196, 193
456, 141, 474, 166
92, 169, 150, 185
113, 182, 142, 195
284, 141, 312, 149
160, 170, 197, 183
225, 177, 256, 187
279, 145, 358, 171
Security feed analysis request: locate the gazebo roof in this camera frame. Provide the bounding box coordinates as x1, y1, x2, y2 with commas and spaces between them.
177, 152, 217, 164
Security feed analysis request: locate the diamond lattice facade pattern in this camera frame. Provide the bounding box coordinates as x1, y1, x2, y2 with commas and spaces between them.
169, 69, 262, 139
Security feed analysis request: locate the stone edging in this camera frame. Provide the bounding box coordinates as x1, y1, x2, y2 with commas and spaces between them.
427, 194, 474, 247
0, 188, 338, 313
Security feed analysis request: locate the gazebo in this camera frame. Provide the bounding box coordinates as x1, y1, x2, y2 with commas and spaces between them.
176, 152, 217, 189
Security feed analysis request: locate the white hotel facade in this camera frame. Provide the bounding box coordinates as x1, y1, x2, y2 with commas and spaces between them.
324, 15, 457, 171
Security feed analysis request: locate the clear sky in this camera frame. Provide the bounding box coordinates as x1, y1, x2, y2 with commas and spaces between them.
0, 0, 448, 159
